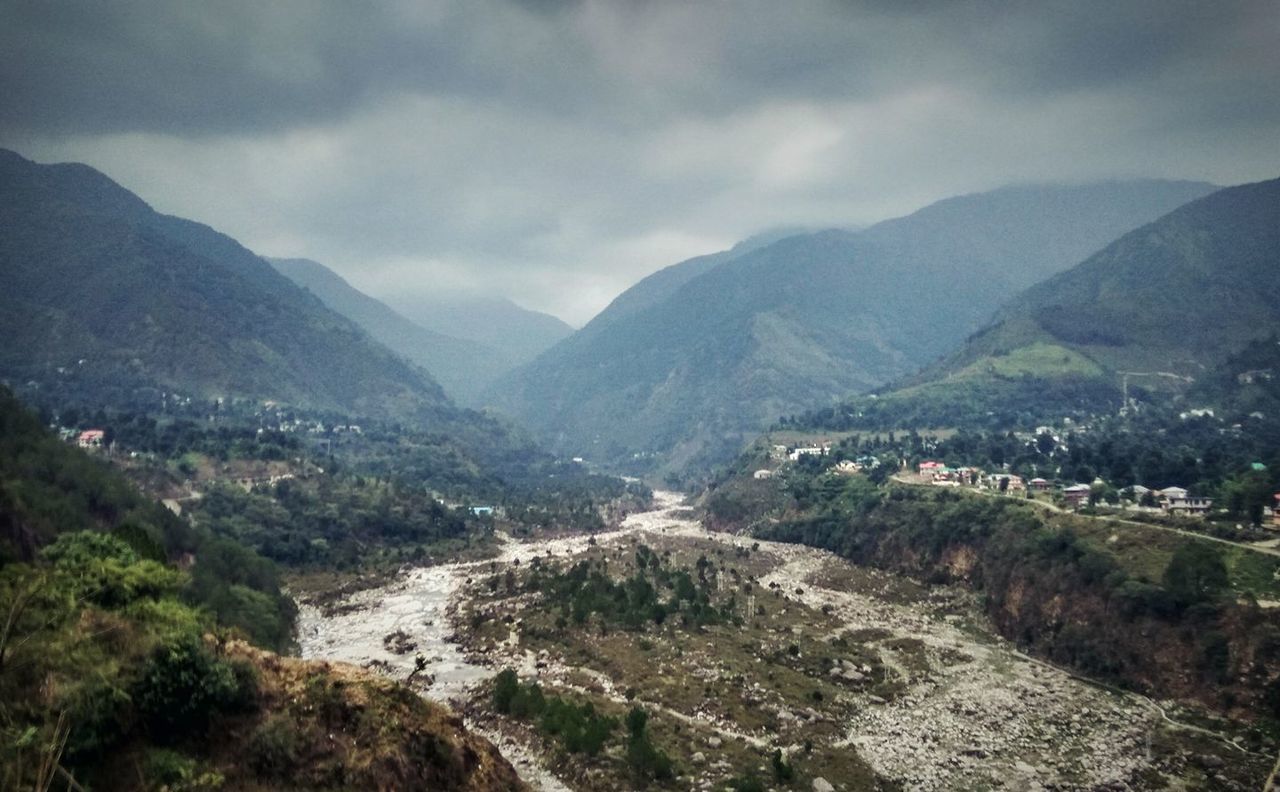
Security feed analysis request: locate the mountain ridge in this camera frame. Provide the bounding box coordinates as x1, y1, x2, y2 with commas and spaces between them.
491, 179, 1217, 478
0, 148, 452, 420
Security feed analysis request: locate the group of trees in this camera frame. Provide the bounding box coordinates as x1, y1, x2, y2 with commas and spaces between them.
491, 670, 673, 784
1, 531, 260, 787
526, 548, 731, 632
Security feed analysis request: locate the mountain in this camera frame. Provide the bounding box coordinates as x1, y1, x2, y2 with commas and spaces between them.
269, 257, 513, 405
581, 229, 811, 332
491, 180, 1216, 478
0, 149, 450, 419
385, 293, 573, 370
806, 177, 1280, 431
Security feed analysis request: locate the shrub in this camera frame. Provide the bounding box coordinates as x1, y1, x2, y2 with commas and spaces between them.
248, 714, 300, 776
133, 635, 241, 739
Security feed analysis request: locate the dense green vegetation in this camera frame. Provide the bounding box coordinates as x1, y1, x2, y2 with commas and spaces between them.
0, 148, 459, 422
491, 670, 674, 785
0, 387, 295, 647
520, 546, 733, 632
493, 181, 1213, 479
1, 386, 527, 789
31, 391, 648, 572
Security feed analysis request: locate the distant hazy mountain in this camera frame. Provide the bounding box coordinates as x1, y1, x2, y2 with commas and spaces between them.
269, 258, 515, 405
491, 180, 1216, 478
385, 294, 573, 370
813, 177, 1280, 430
0, 149, 450, 419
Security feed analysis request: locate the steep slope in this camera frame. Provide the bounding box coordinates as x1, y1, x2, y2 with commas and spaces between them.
270, 257, 512, 404
0, 389, 525, 791
386, 294, 574, 369
493, 181, 1215, 477
805, 177, 1280, 431
0, 149, 449, 419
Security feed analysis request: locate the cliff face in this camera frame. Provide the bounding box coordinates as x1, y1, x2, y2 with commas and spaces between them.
750, 490, 1280, 720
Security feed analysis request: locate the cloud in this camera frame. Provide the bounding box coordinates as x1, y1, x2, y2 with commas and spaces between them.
2, 0, 1278, 324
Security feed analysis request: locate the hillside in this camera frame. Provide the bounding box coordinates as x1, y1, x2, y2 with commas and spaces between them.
0, 149, 450, 420
0, 388, 524, 790
808, 177, 1280, 431
270, 258, 514, 404
491, 181, 1215, 479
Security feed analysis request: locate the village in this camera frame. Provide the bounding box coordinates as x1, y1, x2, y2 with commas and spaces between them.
753, 437, 1280, 532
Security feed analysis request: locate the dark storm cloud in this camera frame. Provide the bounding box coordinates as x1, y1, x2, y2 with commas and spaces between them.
6, 0, 1273, 136
2, 1, 1277, 323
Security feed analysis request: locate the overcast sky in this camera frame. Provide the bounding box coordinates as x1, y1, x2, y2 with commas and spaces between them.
3, 1, 1278, 325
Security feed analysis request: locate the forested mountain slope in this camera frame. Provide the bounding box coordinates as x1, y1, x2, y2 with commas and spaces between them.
493, 181, 1215, 478
0, 149, 450, 420
803, 177, 1280, 431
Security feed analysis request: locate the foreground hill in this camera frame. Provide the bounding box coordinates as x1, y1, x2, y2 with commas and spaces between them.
0, 388, 524, 790
807, 176, 1280, 431
0, 149, 450, 420
270, 257, 514, 404
492, 181, 1215, 478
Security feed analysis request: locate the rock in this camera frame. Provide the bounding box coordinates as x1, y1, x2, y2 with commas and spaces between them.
692, 752, 706, 764
812, 778, 835, 792
707, 736, 723, 749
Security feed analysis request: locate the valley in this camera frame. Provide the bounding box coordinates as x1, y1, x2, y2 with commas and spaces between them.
297, 492, 1270, 791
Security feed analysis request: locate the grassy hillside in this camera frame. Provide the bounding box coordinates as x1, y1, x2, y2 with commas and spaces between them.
493, 181, 1214, 480
800, 177, 1280, 432
0, 149, 450, 421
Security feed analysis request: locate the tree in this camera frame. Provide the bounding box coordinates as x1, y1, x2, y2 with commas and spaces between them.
1162, 543, 1228, 605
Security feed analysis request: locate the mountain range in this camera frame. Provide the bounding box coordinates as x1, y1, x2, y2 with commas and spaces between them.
268, 257, 557, 405
801, 176, 1280, 432
489, 180, 1217, 478
0, 148, 454, 420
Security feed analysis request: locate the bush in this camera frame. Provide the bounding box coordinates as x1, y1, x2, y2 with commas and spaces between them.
248, 714, 300, 776
133, 635, 243, 739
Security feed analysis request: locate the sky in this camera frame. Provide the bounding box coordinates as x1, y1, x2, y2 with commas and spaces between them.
2, 1, 1278, 326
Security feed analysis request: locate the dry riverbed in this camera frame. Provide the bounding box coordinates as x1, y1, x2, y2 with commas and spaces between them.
297, 492, 1270, 791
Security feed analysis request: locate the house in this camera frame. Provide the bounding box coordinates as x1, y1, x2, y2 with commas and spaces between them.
991, 474, 1024, 492
918, 460, 945, 477
1157, 486, 1189, 503
1166, 496, 1213, 516
76, 429, 105, 448
753, 469, 776, 480
832, 460, 860, 476
469, 506, 494, 517
1273, 494, 1280, 530
789, 446, 829, 461
1029, 477, 1050, 491
1062, 484, 1092, 507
